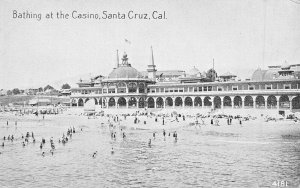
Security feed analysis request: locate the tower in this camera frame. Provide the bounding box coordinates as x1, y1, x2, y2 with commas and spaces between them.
147, 46, 157, 81
114, 50, 120, 69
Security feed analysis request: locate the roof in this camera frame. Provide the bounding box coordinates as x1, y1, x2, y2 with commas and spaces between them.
28, 99, 51, 105
220, 72, 237, 77
108, 66, 142, 79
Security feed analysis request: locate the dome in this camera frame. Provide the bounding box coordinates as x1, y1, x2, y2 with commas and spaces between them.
108, 66, 142, 79
263, 69, 279, 80
187, 66, 200, 76
251, 68, 267, 81
281, 61, 290, 69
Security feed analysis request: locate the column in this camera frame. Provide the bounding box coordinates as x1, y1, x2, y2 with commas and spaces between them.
241, 96, 245, 109
126, 98, 129, 108
288, 96, 295, 111
192, 97, 195, 108
201, 97, 204, 108
276, 96, 280, 110
211, 97, 214, 109
115, 97, 119, 108
173, 98, 175, 108
163, 98, 165, 108
264, 96, 268, 109
154, 97, 157, 108
253, 96, 257, 109
220, 96, 224, 109
230, 96, 234, 108
183, 97, 185, 108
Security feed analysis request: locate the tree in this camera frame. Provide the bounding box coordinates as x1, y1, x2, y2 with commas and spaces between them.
7, 90, 12, 95
206, 68, 218, 82
12, 88, 20, 95
61, 83, 71, 89
44, 85, 54, 91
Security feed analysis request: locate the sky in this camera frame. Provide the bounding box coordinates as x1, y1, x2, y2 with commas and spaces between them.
0, 0, 300, 89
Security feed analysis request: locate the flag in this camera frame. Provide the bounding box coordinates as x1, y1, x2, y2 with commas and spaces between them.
159, 73, 163, 77
125, 39, 131, 44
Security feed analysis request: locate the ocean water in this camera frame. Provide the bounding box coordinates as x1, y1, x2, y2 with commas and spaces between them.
0, 114, 299, 188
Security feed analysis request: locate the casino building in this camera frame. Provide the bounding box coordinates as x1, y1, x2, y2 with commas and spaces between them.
70, 48, 300, 112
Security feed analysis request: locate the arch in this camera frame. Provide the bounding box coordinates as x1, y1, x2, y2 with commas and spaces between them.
223, 96, 232, 107
244, 96, 253, 108
108, 83, 116, 88
233, 96, 242, 108
147, 97, 154, 108
213, 96, 221, 108
85, 98, 89, 103
71, 98, 77, 106
108, 97, 116, 107
255, 96, 265, 108
175, 97, 183, 107
292, 96, 300, 109
165, 97, 173, 107
138, 83, 145, 93
184, 97, 193, 107
128, 82, 137, 93
78, 98, 84, 107
194, 97, 202, 107
156, 97, 164, 108
117, 82, 126, 88
267, 95, 277, 108
93, 98, 98, 105
118, 97, 126, 107
279, 95, 290, 109
128, 97, 137, 107
204, 96, 212, 106
138, 98, 145, 108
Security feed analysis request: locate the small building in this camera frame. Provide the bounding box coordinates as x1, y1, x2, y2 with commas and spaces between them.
28, 99, 51, 106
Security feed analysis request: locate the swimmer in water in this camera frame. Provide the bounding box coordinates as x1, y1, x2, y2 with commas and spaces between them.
148, 139, 152, 147
42, 152, 45, 157
111, 148, 114, 154
22, 142, 25, 147
40, 143, 43, 149
92, 151, 97, 158
2, 142, 4, 147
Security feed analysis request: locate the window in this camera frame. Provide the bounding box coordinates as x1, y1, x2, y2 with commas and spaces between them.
248, 86, 254, 90
199, 87, 202, 92
284, 84, 291, 89
170, 89, 174, 92
103, 89, 107, 93
160, 88, 164, 93
151, 89, 155, 93
184, 87, 188, 92
189, 87, 193, 92
174, 89, 178, 92
203, 86, 207, 91
156, 88, 159, 92
232, 86, 238, 91
117, 88, 126, 93
208, 86, 212, 91
217, 87, 222, 91
194, 87, 198, 92
108, 89, 115, 93
265, 85, 272, 90
165, 88, 169, 93
179, 88, 183, 92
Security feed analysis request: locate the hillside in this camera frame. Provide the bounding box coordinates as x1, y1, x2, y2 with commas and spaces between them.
0, 95, 70, 106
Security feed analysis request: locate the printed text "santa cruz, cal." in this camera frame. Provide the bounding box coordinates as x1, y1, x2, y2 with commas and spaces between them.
12, 10, 167, 21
